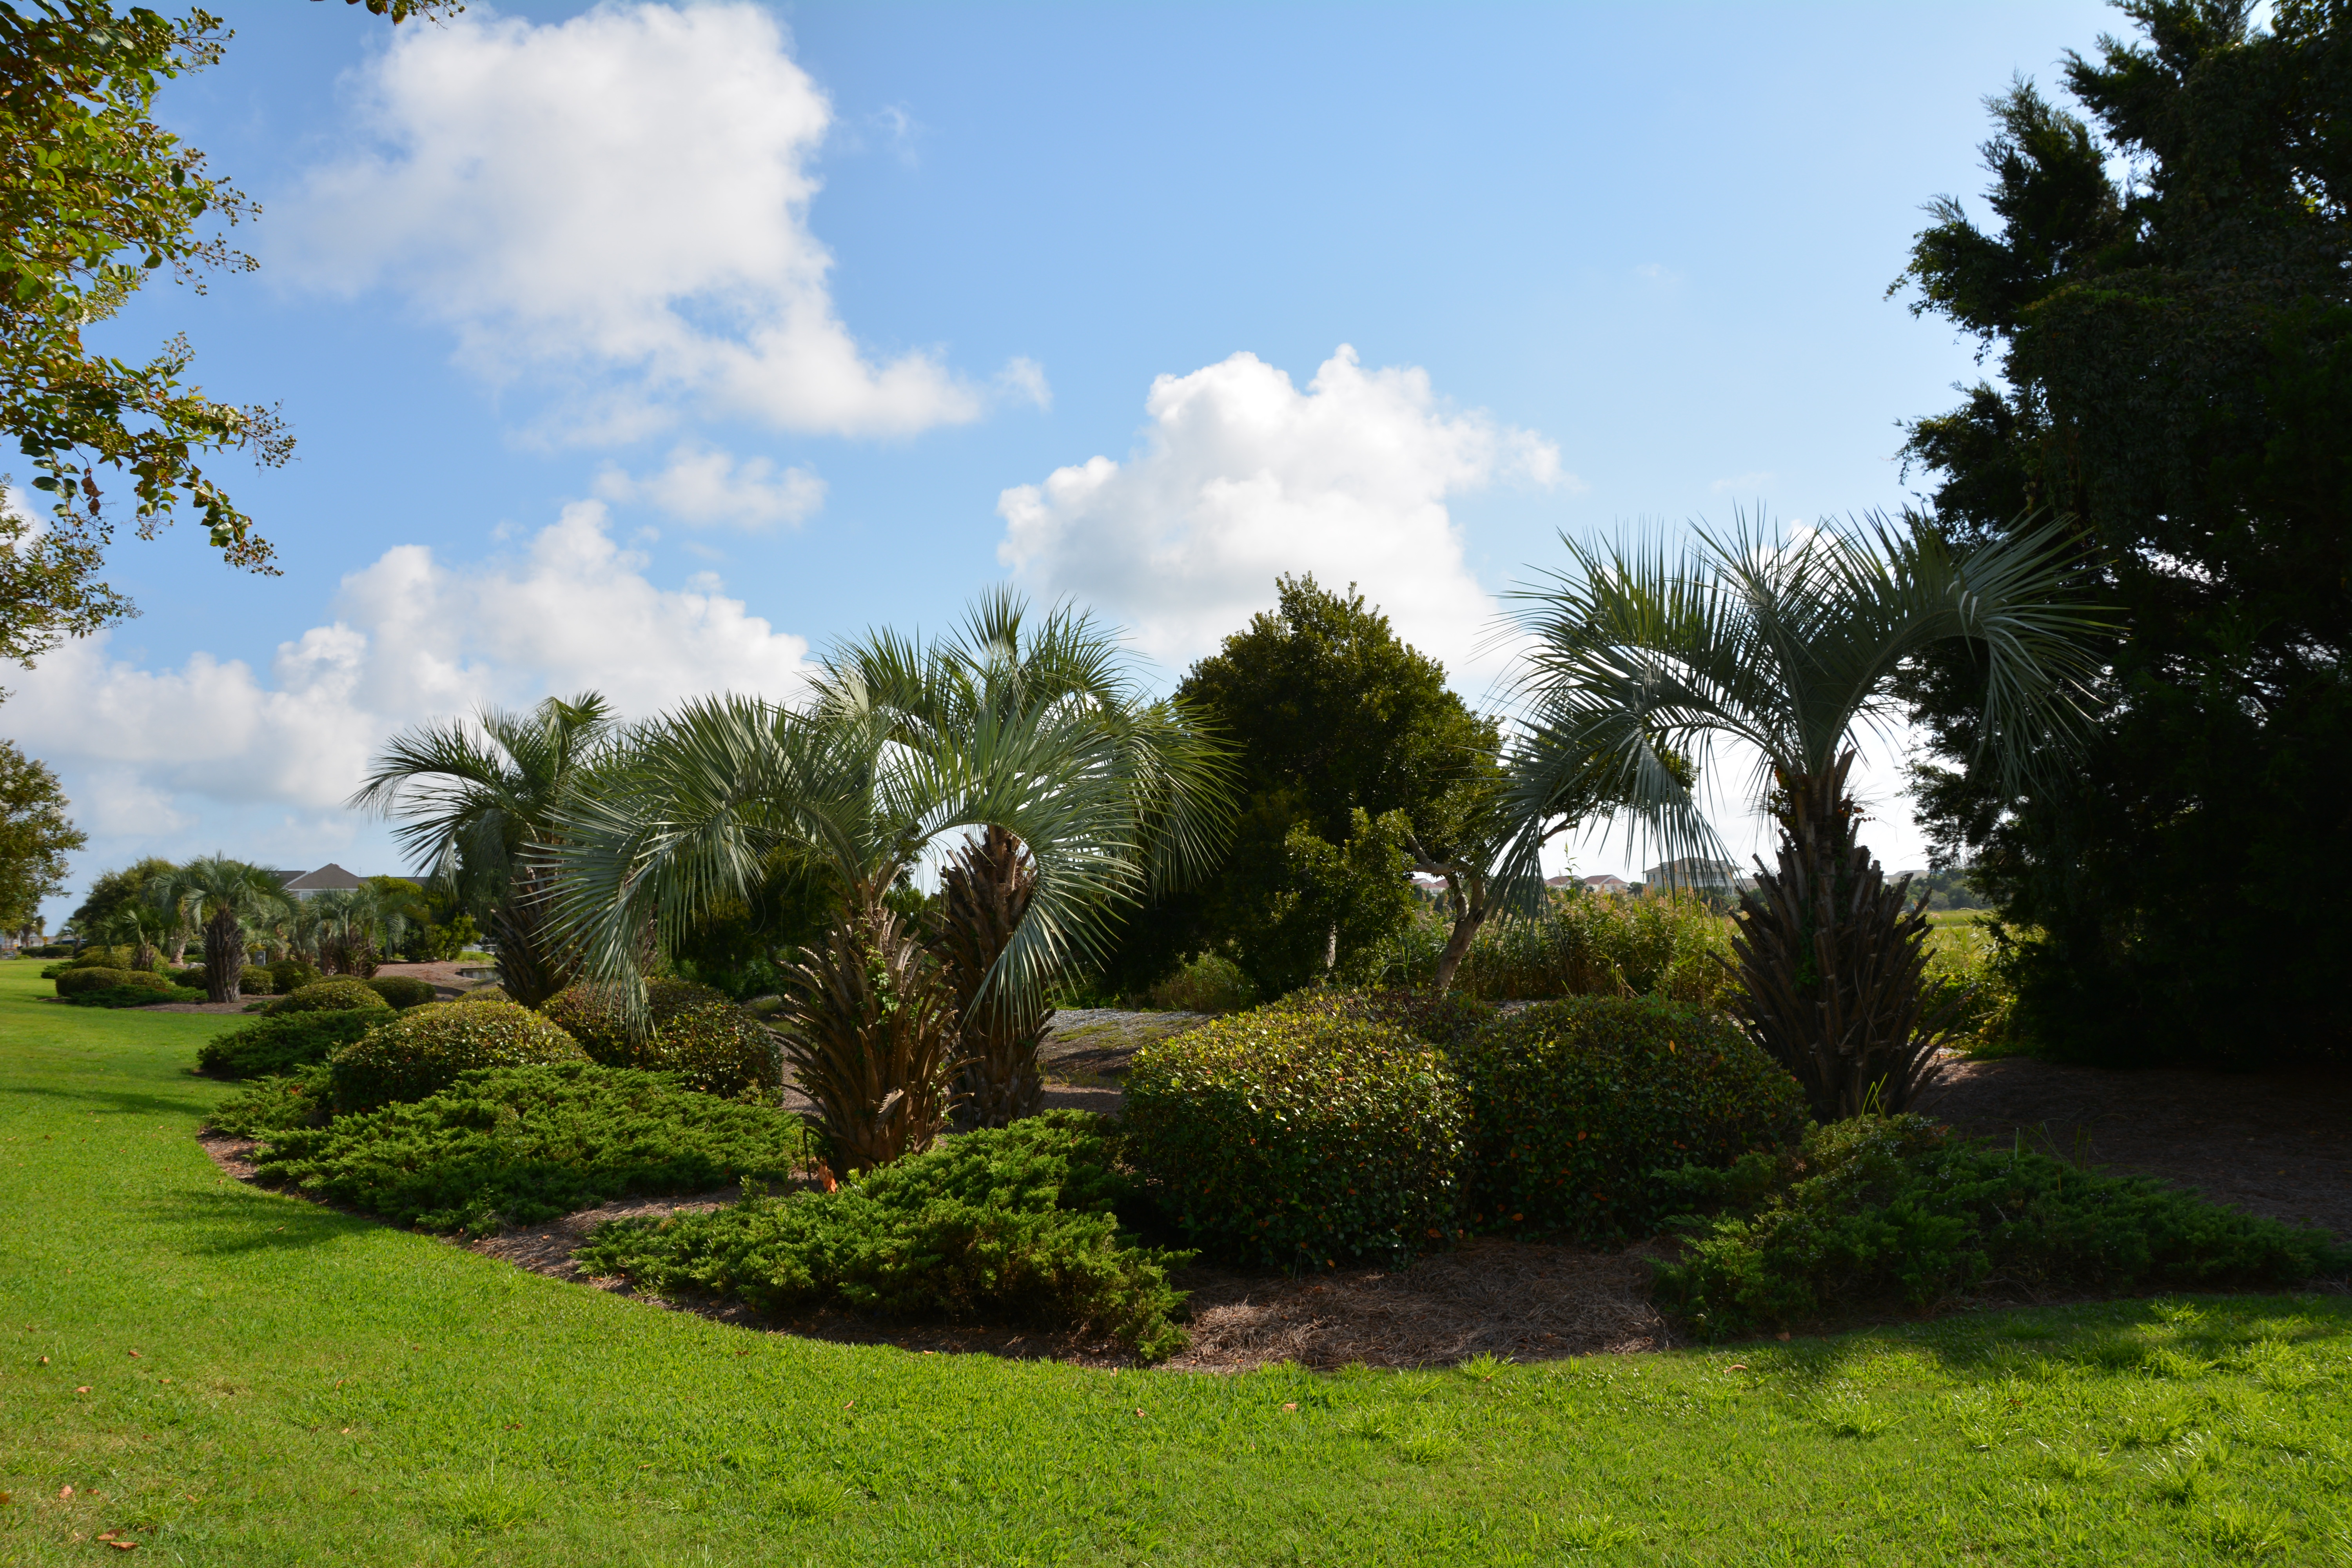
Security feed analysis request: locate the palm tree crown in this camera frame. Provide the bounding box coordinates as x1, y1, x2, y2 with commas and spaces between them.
148, 856, 287, 1003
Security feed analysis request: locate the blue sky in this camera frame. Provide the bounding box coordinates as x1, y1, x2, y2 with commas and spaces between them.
14, 0, 2122, 916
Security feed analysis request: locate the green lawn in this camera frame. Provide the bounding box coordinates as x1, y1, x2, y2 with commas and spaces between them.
4, 959, 2349, 1565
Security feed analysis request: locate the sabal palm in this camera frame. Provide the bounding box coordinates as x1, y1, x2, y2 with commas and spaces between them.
148, 857, 288, 1003
350, 693, 615, 1006
1503, 512, 2106, 1118
549, 599, 1230, 1166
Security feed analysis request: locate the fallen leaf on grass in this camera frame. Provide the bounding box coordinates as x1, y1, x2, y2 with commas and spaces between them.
842, 1401, 855, 1411
75, 1386, 90, 1394
1727, 1364, 1748, 1372
38, 1355, 47, 1364
1282, 1403, 1298, 1412
0, 1492, 11, 1505
58, 1486, 72, 1500
125, 1350, 140, 1359
105, 1542, 136, 1552
1132, 1409, 1145, 1418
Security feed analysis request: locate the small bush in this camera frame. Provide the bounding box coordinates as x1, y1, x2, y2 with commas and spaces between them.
209, 1066, 334, 1137
239, 964, 274, 995
56, 966, 171, 998
1143, 953, 1258, 1014
269, 959, 322, 994
365, 975, 437, 1010
1452, 996, 1805, 1244
198, 1010, 387, 1079
1651, 1115, 2352, 1338
171, 966, 208, 989
328, 997, 587, 1111
1123, 1005, 1468, 1268
66, 984, 204, 1008
540, 979, 778, 1096
1444, 893, 1734, 1004
252, 1062, 813, 1233
1264, 985, 1498, 1049
269, 978, 394, 1017
576, 1110, 1191, 1357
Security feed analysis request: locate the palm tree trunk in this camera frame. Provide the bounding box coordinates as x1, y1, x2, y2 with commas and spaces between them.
1727, 748, 1949, 1120
490, 879, 573, 1007
777, 894, 955, 1173
203, 909, 245, 1004
933, 825, 1047, 1130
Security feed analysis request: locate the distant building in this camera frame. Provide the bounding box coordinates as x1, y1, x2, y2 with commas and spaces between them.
275, 863, 367, 900
1581, 874, 1631, 895
1642, 858, 1751, 893
1542, 875, 1578, 889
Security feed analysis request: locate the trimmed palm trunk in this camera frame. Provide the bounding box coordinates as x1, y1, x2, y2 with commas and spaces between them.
202, 909, 246, 1004
490, 874, 573, 1008
933, 825, 1049, 1130
777, 899, 955, 1174
1728, 749, 1949, 1120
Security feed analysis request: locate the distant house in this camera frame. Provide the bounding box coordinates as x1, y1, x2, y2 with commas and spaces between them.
1582, 874, 1631, 895
275, 863, 367, 900
1542, 875, 1579, 889
1642, 858, 1750, 893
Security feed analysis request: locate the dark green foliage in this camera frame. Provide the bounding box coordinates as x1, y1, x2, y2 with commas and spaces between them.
171, 966, 207, 988
250, 1062, 812, 1234
1652, 1116, 2352, 1338
327, 998, 587, 1111
1894, 4, 2352, 1066
1141, 952, 1257, 1014
197, 1009, 385, 1079
207, 1066, 333, 1137
1122, 1004, 1468, 1268
54, 965, 167, 998
575, 1111, 1192, 1358
267, 978, 392, 1016
1261, 984, 1498, 1050
363, 975, 436, 1009
539, 979, 778, 1097
64, 983, 201, 1007
239, 964, 272, 995
1452, 997, 1806, 1244
267, 959, 321, 994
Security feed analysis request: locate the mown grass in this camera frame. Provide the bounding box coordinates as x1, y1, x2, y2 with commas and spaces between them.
4, 958, 2350, 1565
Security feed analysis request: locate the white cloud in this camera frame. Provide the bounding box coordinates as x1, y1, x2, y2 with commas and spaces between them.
7, 502, 812, 822
996, 345, 1569, 683
282, 3, 1019, 439
593, 441, 826, 530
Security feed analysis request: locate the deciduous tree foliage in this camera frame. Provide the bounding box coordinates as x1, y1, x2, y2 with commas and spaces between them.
1894, 0, 2352, 1066
0, 737, 81, 932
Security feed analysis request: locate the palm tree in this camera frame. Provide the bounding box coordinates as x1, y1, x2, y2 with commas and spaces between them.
349, 693, 615, 1007
548, 598, 1231, 1169
148, 857, 289, 1002
1500, 513, 2107, 1119
306, 884, 416, 976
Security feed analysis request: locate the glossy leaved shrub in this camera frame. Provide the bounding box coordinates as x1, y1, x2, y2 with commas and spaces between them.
56, 966, 170, 998
327, 997, 587, 1111
268, 959, 322, 995
1123, 1006, 1468, 1268
1452, 996, 1806, 1243
540, 979, 778, 1097
364, 975, 437, 1010
268, 978, 393, 1016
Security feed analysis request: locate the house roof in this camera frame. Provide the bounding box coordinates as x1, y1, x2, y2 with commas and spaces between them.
280, 862, 365, 893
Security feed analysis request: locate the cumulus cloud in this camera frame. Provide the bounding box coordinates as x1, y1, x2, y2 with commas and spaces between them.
996, 345, 1569, 682
5, 502, 812, 820
281, 3, 1020, 439
594, 442, 827, 529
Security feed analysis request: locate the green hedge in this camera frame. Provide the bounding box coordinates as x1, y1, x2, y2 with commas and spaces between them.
576, 1111, 1191, 1358
1123, 1006, 1468, 1268
252, 1062, 811, 1234
364, 975, 437, 1009
541, 979, 778, 1096
328, 997, 587, 1111
269, 959, 321, 994
1652, 1115, 2352, 1338
55, 966, 171, 998
198, 1010, 387, 1079
1262, 985, 1498, 1049
208, 1067, 333, 1137
1452, 996, 1804, 1244
66, 984, 204, 1008
269, 978, 393, 1016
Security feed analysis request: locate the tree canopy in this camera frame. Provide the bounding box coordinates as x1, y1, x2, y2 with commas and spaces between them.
0, 738, 81, 931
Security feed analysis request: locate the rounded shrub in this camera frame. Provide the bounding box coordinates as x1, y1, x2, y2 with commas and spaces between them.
540, 979, 775, 1096
1262, 985, 1499, 1049
327, 998, 587, 1111
269, 959, 322, 995
1123, 1005, 1468, 1269
269, 978, 395, 1016
364, 975, 437, 1010
1452, 996, 1806, 1244
56, 966, 171, 998
171, 965, 208, 989
239, 964, 274, 995
1143, 953, 1258, 1014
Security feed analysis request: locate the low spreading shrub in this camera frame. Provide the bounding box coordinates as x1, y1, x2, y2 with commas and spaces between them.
1143, 953, 1258, 1014
208, 1066, 333, 1136
1452, 996, 1805, 1243
539, 979, 778, 1096
327, 997, 587, 1111
268, 978, 394, 1016
55, 966, 171, 998
1123, 1005, 1468, 1268
575, 1111, 1191, 1358
251, 1062, 813, 1234
65, 984, 203, 1008
269, 959, 321, 994
1651, 1115, 2352, 1338
364, 975, 437, 1010
197, 1009, 387, 1078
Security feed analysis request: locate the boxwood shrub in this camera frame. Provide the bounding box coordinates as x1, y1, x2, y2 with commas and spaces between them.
328, 997, 587, 1111
1262, 985, 1499, 1049
1452, 996, 1806, 1244
269, 959, 322, 994
66, 984, 204, 1008
198, 1009, 387, 1078
56, 966, 171, 998
269, 978, 394, 1016
1122, 1005, 1468, 1268
364, 975, 437, 1009
541, 979, 778, 1096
